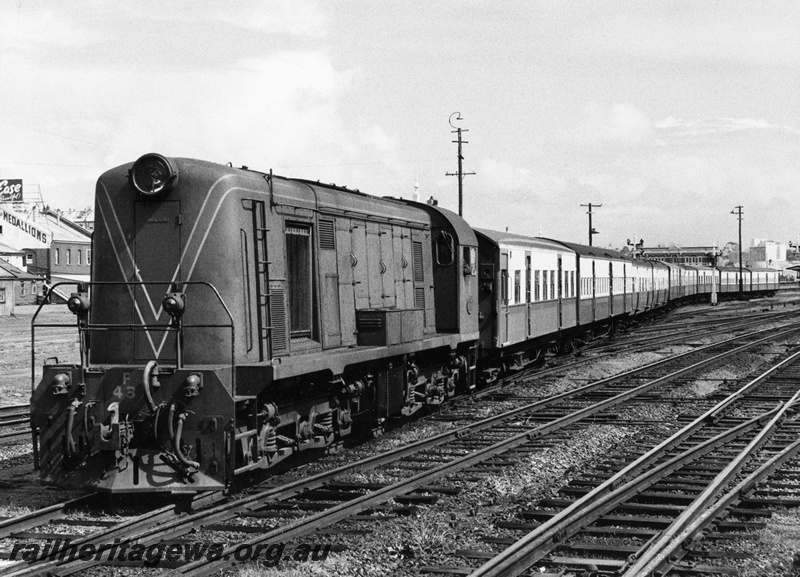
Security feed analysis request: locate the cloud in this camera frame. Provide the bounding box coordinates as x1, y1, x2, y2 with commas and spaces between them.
566, 7, 800, 67
656, 117, 800, 140
568, 103, 653, 146
1, 6, 100, 50
140, 0, 327, 37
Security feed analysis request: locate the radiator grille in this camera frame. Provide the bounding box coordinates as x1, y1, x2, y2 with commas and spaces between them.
414, 287, 425, 310
357, 316, 383, 330
412, 241, 424, 282
318, 219, 335, 250
269, 288, 287, 353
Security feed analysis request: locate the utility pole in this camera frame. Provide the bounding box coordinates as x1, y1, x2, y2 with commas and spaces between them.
446, 112, 475, 217
731, 205, 744, 299
581, 203, 602, 246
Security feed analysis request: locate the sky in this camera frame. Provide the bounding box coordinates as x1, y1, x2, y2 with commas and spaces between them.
1, 1, 799, 249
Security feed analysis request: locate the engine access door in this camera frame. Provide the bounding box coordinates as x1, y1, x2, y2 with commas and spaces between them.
133, 200, 181, 361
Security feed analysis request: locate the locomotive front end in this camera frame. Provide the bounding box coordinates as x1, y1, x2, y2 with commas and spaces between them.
32, 355, 231, 492
30, 154, 240, 492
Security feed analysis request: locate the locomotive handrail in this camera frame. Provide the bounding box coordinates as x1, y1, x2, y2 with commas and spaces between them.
31, 280, 236, 397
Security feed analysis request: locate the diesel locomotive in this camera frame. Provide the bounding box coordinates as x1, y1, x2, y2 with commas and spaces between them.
29, 154, 779, 493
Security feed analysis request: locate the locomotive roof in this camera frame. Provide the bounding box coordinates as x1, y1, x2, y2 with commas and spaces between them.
407, 202, 478, 247
269, 172, 430, 228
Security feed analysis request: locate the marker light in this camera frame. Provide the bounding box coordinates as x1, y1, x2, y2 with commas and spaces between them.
162, 292, 186, 319
130, 153, 177, 197
67, 293, 91, 315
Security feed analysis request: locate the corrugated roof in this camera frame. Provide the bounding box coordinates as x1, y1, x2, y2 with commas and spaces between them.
0, 258, 42, 281
40, 208, 92, 242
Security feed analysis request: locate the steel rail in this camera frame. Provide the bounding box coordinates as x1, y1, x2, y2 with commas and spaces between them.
465, 318, 800, 413
0, 492, 222, 577
0, 405, 31, 435
170, 325, 800, 575
0, 405, 30, 414
0, 429, 30, 440
0, 494, 96, 541
467, 348, 800, 577
641, 428, 800, 576
581, 311, 794, 354
179, 408, 780, 577
622, 388, 800, 576
4, 324, 797, 576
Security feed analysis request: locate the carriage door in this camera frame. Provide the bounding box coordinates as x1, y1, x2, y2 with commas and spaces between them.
609, 262, 614, 316
525, 253, 532, 337
623, 263, 628, 313
557, 255, 563, 329
134, 200, 181, 361
500, 252, 509, 343
591, 260, 597, 322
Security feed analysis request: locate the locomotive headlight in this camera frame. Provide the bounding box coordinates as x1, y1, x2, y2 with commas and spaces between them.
130, 153, 177, 197
162, 292, 186, 319
67, 293, 91, 315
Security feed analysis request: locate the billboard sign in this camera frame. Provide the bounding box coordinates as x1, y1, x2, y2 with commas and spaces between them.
0, 179, 23, 202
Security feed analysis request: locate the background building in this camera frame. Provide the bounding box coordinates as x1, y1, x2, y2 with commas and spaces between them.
0, 258, 43, 315
0, 203, 91, 303
639, 245, 718, 266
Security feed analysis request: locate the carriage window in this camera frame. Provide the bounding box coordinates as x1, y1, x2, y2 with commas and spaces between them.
514, 270, 521, 304
286, 224, 313, 339
534, 271, 540, 301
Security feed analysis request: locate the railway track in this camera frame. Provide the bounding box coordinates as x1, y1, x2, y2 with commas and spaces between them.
1, 321, 798, 576
629, 299, 799, 334
579, 309, 795, 356
0, 306, 790, 447
0, 405, 30, 440
438, 347, 800, 576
